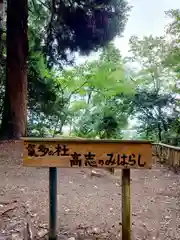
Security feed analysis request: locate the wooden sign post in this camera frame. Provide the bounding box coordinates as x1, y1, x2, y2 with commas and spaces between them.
22, 138, 152, 240
49, 167, 57, 240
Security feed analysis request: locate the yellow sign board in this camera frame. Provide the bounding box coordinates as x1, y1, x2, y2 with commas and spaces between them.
23, 138, 152, 169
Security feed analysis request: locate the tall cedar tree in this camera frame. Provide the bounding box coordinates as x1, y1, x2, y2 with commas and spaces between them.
0, 0, 28, 139
0, 0, 129, 139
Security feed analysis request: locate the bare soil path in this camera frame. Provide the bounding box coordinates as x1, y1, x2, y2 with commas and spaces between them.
0, 141, 180, 239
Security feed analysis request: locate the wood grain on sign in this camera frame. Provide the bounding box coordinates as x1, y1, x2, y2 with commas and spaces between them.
22, 138, 152, 169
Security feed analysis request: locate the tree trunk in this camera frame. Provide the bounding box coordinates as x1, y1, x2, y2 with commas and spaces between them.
0, 0, 28, 139
0, 0, 3, 56
157, 122, 162, 142
0, 0, 4, 67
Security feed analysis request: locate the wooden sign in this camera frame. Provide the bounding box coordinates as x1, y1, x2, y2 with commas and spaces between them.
23, 138, 152, 169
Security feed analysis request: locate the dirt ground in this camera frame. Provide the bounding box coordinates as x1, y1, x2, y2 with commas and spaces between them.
0, 141, 180, 240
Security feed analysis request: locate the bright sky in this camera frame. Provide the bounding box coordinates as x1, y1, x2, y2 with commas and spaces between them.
115, 0, 180, 56
76, 0, 180, 65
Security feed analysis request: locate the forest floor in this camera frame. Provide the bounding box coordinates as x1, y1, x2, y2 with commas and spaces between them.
0, 141, 180, 240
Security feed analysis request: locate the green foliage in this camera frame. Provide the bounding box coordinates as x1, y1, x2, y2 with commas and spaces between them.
1, 0, 180, 145
45, 0, 130, 66
163, 9, 180, 81
28, 0, 131, 67
71, 43, 134, 139
27, 43, 133, 137
26, 6, 180, 145
127, 35, 174, 92
0, 0, 132, 138
131, 90, 176, 141
126, 22, 180, 143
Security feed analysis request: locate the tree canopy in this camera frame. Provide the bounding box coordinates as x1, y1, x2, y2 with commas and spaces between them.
0, 0, 130, 139
0, 1, 180, 146
30, 0, 130, 66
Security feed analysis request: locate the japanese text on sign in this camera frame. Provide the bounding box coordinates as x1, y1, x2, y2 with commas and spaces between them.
23, 139, 152, 169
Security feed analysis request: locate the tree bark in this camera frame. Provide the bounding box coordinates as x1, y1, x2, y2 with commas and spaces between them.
0, 0, 4, 68
0, 0, 4, 55
157, 122, 162, 142
0, 0, 28, 139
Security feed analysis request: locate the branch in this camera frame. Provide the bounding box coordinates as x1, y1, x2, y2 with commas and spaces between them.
68, 80, 88, 101
32, 0, 50, 11
56, 82, 65, 104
